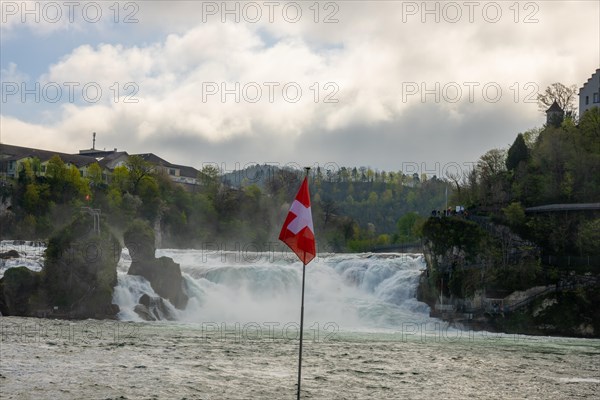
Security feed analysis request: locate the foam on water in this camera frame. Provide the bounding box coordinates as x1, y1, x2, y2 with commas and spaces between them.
114, 249, 436, 330
0, 240, 45, 278
0, 241, 437, 330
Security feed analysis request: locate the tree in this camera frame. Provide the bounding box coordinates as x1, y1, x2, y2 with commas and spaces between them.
126, 155, 155, 194
320, 198, 338, 226
17, 159, 36, 184
23, 184, 40, 214
198, 165, 220, 200
576, 218, 600, 255
475, 149, 508, 207
506, 134, 529, 171
396, 212, 423, 242
111, 165, 131, 193
87, 162, 103, 186
537, 82, 578, 116
46, 155, 67, 181
477, 149, 506, 180
502, 202, 526, 228
522, 127, 542, 149
577, 107, 600, 152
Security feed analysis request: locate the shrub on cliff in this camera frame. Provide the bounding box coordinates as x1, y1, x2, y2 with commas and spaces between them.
421, 217, 484, 258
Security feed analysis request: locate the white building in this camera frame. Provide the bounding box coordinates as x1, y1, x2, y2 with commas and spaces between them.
579, 68, 600, 116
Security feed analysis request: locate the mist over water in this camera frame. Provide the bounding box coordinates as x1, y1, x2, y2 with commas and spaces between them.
114, 249, 435, 330
0, 241, 434, 330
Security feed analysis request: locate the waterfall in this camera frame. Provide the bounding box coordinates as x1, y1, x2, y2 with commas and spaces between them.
113, 249, 434, 329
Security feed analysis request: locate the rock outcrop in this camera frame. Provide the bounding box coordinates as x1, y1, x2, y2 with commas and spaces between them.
418, 215, 599, 338
124, 220, 188, 310
133, 293, 177, 321
0, 213, 122, 319
0, 266, 40, 316
0, 249, 20, 259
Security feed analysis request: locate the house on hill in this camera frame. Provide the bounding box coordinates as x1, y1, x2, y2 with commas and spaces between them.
133, 153, 200, 187
0, 143, 200, 189
0, 144, 97, 179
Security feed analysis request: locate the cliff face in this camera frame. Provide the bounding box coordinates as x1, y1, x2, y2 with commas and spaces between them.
0, 214, 121, 319
418, 216, 599, 338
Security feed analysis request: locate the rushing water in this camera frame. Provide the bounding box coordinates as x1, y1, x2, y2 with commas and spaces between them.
1, 243, 599, 399
114, 249, 433, 329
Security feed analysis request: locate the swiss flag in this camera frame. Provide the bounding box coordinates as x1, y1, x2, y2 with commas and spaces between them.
279, 177, 316, 265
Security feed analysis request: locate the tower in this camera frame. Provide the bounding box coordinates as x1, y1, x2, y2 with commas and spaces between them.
545, 101, 564, 127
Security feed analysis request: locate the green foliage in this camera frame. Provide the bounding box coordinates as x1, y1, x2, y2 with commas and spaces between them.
488, 260, 543, 292
23, 184, 40, 214
576, 218, 600, 255
111, 165, 131, 192
87, 162, 103, 186
18, 159, 36, 184
396, 212, 424, 242
126, 155, 155, 194
506, 134, 529, 171
457, 116, 600, 262
421, 217, 484, 256
6, 113, 596, 257
198, 165, 220, 200
502, 202, 526, 228
46, 155, 67, 181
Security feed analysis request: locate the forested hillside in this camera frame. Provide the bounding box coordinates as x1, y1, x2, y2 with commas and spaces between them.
0, 154, 449, 251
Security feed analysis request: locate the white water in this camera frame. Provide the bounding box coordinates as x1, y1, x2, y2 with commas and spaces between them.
0, 241, 45, 278
113, 249, 435, 330
0, 241, 434, 330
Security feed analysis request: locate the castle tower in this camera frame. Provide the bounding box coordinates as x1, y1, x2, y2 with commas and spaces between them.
545, 101, 564, 127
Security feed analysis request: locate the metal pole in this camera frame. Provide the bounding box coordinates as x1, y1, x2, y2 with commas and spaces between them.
297, 261, 307, 400
297, 166, 311, 399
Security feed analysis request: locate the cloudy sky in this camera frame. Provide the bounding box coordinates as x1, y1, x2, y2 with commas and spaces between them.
1, 0, 599, 175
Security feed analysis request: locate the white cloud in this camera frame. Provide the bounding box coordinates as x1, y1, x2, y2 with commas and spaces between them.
1, 0, 598, 169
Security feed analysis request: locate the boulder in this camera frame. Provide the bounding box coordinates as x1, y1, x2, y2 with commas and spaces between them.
0, 250, 20, 259
124, 220, 188, 310
0, 267, 40, 316
134, 293, 177, 321
133, 303, 155, 321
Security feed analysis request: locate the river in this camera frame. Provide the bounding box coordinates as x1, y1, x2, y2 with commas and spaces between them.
0, 243, 598, 399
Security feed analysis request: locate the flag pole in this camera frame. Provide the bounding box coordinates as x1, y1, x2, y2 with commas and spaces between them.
297, 259, 306, 400
297, 167, 310, 400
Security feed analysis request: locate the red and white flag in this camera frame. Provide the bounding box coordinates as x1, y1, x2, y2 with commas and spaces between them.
279, 177, 316, 265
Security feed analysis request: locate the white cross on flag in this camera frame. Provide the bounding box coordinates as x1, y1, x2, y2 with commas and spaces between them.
279, 176, 316, 265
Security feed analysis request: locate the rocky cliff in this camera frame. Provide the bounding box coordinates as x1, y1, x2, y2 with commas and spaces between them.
124, 220, 188, 319
418, 216, 599, 337
0, 213, 121, 319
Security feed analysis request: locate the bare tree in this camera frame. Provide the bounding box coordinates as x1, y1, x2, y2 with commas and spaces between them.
320, 198, 338, 226
537, 82, 578, 115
